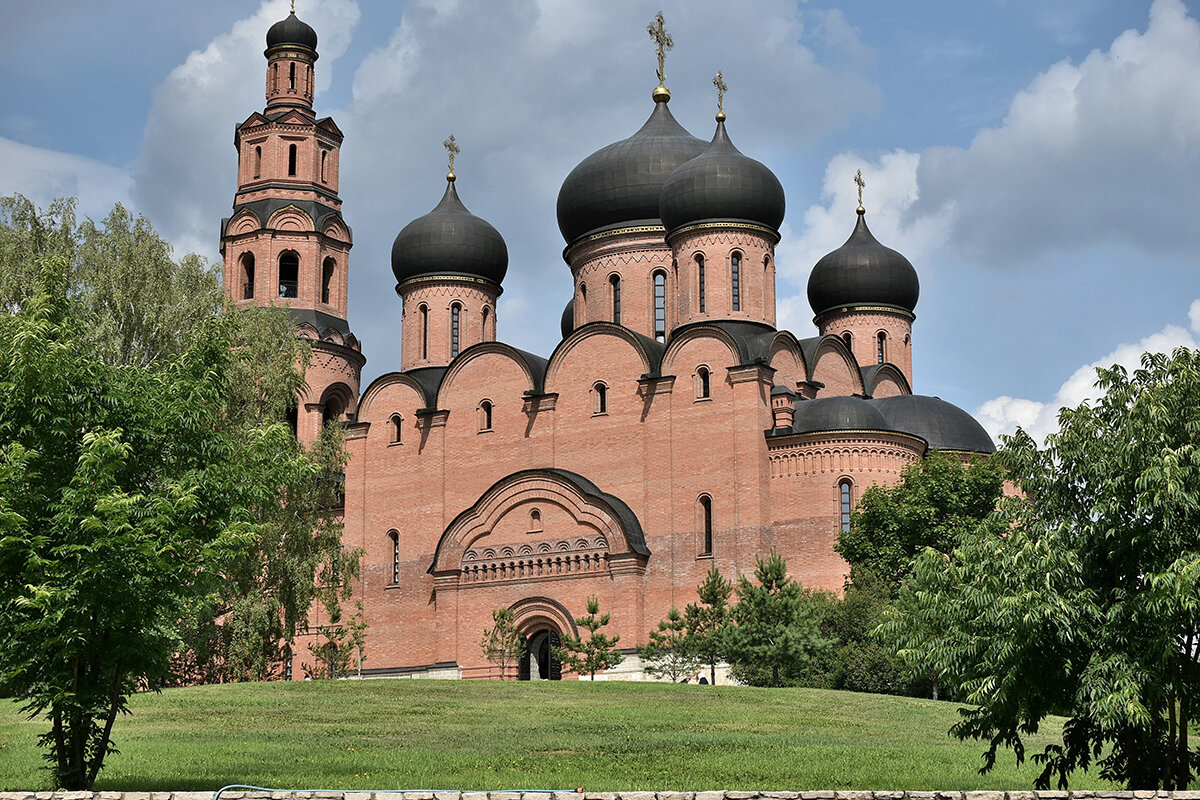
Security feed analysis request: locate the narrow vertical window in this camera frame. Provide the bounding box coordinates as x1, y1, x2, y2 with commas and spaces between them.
700, 496, 713, 555
482, 306, 490, 339
307, 64, 313, 96
840, 480, 853, 532
278, 252, 298, 298
390, 414, 403, 444
419, 304, 429, 359
697, 367, 711, 399
320, 150, 327, 182
241, 253, 255, 299
480, 400, 493, 431
530, 508, 543, 532
653, 271, 666, 342
842, 331, 852, 350
610, 274, 621, 325
254, 146, 262, 178
288, 144, 297, 176
389, 530, 400, 584
321, 257, 335, 305
289, 62, 296, 91
877, 331, 886, 364
594, 382, 607, 415
271, 63, 278, 93
697, 254, 706, 313
451, 303, 461, 358
731, 252, 741, 311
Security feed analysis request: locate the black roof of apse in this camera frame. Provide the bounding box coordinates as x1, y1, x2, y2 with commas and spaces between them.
556, 100, 705, 244
659, 119, 785, 234
807, 210, 919, 316
870, 394, 995, 453
391, 179, 508, 287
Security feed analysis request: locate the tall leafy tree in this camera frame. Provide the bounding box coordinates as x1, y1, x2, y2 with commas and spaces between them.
0, 263, 340, 787
556, 595, 623, 680
683, 565, 732, 685
481, 607, 527, 680
724, 550, 832, 687
638, 606, 701, 682
881, 347, 1200, 789
837, 450, 1004, 586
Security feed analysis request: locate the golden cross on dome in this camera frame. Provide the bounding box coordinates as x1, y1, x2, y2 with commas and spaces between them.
854, 169, 866, 212
647, 12, 673, 89
443, 134, 460, 180
713, 71, 727, 121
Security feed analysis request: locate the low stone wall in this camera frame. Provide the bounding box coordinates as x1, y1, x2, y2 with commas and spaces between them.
5, 791, 1200, 800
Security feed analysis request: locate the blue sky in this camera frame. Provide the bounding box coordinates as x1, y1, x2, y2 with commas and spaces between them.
2, 0, 1198, 442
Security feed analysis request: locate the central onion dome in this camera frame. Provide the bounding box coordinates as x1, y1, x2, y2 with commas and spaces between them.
807, 209, 919, 317
266, 11, 318, 52
659, 118, 785, 235
556, 96, 705, 245
391, 177, 508, 289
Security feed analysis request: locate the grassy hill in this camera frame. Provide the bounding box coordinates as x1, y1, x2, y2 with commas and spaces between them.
0, 680, 1116, 792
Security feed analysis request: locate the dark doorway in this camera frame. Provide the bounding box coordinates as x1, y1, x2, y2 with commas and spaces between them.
519, 629, 562, 681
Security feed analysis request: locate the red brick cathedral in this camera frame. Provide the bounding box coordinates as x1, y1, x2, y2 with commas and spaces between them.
221, 11, 995, 681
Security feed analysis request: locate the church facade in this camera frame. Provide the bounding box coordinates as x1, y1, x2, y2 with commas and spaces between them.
221, 11, 996, 681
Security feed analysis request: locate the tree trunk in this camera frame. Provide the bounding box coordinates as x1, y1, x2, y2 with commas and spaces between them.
772, 664, 780, 688
709, 661, 716, 686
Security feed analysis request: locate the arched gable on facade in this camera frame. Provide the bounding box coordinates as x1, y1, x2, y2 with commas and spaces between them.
357, 369, 443, 420
266, 204, 316, 232
544, 322, 664, 390
767, 330, 807, 390
860, 363, 911, 398
436, 341, 548, 409
802, 334, 865, 396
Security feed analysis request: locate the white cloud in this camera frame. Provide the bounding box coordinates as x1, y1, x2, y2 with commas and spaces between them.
0, 137, 132, 221
975, 301, 1200, 444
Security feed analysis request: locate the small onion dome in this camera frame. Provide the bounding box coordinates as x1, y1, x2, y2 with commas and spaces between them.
659, 118, 785, 235
807, 209, 919, 317
792, 395, 891, 434
870, 395, 995, 454
391, 178, 508, 288
266, 12, 318, 51
556, 98, 705, 245
560, 299, 575, 339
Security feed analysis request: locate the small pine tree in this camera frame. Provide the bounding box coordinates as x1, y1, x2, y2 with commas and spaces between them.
682, 565, 733, 685
481, 607, 526, 680
555, 595, 624, 680
637, 606, 701, 682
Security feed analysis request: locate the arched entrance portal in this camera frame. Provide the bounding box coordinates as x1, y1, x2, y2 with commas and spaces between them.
519, 628, 562, 681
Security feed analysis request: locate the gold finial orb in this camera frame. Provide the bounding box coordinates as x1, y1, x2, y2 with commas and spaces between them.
443, 134, 460, 182
290, 0, 295, 13
647, 11, 673, 99
713, 71, 728, 122
854, 169, 866, 214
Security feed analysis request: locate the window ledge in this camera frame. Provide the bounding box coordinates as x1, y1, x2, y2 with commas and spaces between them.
694, 396, 712, 403
387, 440, 404, 447
696, 552, 714, 561
592, 411, 609, 418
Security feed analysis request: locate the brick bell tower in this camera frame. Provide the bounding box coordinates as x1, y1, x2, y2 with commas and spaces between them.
219, 5, 364, 445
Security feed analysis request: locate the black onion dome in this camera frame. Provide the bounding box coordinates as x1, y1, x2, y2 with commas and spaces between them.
391, 180, 508, 287
266, 12, 318, 51
560, 299, 575, 339
793, 395, 891, 434
870, 395, 995, 454
807, 210, 919, 316
556, 99, 705, 244
659, 119, 785, 235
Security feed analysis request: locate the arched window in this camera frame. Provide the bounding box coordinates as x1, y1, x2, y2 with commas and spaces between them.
482, 306, 490, 339
731, 252, 741, 311
288, 144, 297, 177
254, 146, 261, 179
278, 252, 298, 298
479, 400, 493, 431
696, 254, 706, 313
390, 414, 403, 444
321, 257, 335, 305
697, 366, 711, 400
419, 304, 429, 359
288, 62, 296, 91
529, 508, 543, 533
842, 331, 852, 349
320, 150, 327, 182
699, 495, 713, 555
271, 63, 278, 93
450, 303, 461, 358
652, 270, 666, 342
240, 252, 255, 299
839, 479, 853, 532
388, 530, 400, 585
286, 405, 298, 438
877, 331, 886, 364
322, 395, 345, 426
593, 382, 608, 415
306, 64, 313, 95
609, 274, 621, 325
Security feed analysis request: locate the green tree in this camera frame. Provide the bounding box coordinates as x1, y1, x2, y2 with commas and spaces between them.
637, 606, 701, 682
724, 550, 832, 688
682, 565, 732, 685
481, 607, 527, 680
0, 265, 335, 788
555, 595, 624, 680
880, 347, 1200, 789
837, 450, 1004, 586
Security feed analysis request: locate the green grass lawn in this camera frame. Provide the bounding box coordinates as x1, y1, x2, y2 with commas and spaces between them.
0, 680, 1118, 792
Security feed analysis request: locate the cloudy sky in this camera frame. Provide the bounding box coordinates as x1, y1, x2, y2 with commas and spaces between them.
3, 0, 1199, 444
